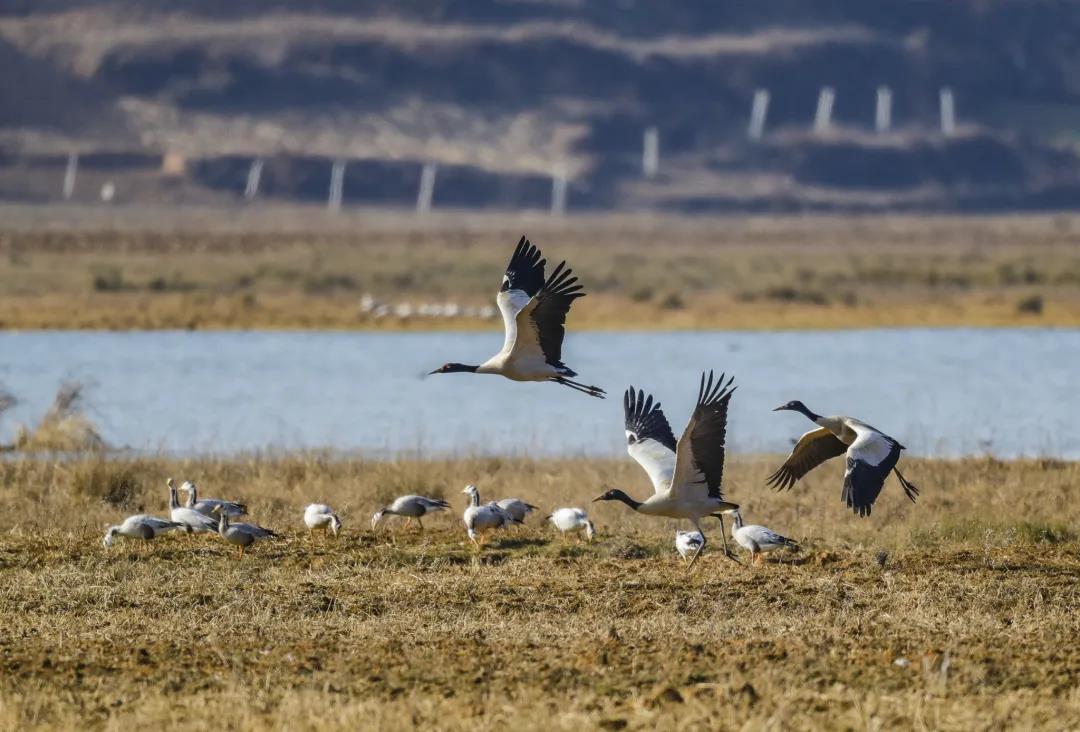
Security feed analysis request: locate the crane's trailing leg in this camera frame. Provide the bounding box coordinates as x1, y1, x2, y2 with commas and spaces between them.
554, 377, 606, 398
894, 467, 919, 503
686, 527, 706, 572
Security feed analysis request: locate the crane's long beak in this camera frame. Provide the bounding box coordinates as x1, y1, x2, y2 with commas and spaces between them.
772, 405, 786, 411
591, 495, 605, 503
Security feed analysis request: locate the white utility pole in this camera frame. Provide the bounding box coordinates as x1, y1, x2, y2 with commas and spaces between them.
814, 86, 836, 134
244, 158, 264, 201
748, 89, 770, 141
642, 126, 659, 178
416, 162, 437, 214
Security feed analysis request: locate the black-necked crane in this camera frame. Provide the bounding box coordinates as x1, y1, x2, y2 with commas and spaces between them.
768, 401, 919, 517
593, 371, 740, 569
428, 236, 605, 398
728, 509, 798, 566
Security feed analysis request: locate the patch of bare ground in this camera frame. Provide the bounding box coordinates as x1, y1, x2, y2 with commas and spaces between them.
0, 454, 1078, 729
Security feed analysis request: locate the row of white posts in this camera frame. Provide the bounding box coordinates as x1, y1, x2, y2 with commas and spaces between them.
58, 85, 959, 213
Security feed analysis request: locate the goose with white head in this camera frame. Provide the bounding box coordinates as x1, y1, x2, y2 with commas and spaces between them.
182, 480, 247, 518
593, 370, 740, 569
213, 506, 278, 559
547, 507, 595, 542
461, 484, 514, 545
768, 401, 919, 517
728, 508, 798, 565
167, 478, 218, 535
371, 495, 450, 531
428, 236, 604, 398
103, 514, 185, 549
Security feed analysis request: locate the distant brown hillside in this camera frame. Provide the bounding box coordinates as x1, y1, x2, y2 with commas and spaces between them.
3, 2, 1080, 211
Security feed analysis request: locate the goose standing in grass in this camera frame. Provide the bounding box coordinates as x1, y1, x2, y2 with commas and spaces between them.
462, 484, 514, 545
213, 506, 278, 559
181, 480, 247, 518
593, 371, 740, 569
371, 495, 451, 531
494, 497, 537, 524
304, 503, 342, 540
675, 530, 705, 563
428, 236, 605, 398
546, 507, 595, 542
768, 401, 919, 517
728, 509, 798, 565
167, 479, 218, 535
103, 515, 185, 549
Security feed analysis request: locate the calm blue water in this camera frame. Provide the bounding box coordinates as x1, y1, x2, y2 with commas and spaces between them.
0, 329, 1076, 458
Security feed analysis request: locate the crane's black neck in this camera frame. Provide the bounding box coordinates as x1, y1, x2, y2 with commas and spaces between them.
794, 402, 821, 422
605, 489, 643, 511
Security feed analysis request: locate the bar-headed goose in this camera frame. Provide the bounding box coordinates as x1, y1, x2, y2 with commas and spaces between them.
675, 530, 704, 563
304, 503, 342, 539
546, 507, 595, 542
728, 509, 798, 565
428, 236, 604, 398
167, 479, 218, 534
371, 495, 450, 531
768, 401, 919, 517
182, 480, 247, 518
213, 507, 278, 559
593, 371, 740, 569
494, 498, 537, 524
103, 514, 185, 548
462, 484, 514, 545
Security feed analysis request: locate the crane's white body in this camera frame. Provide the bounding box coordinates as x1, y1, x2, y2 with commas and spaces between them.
103, 514, 184, 547
548, 507, 595, 541
675, 530, 704, 562
475, 290, 568, 381
462, 485, 514, 544
304, 504, 342, 535
182, 480, 246, 518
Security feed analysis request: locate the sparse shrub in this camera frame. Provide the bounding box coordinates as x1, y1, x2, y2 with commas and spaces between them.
303, 274, 358, 294
146, 274, 196, 292
762, 286, 828, 306
91, 268, 129, 292
13, 382, 106, 453
68, 458, 141, 508
630, 286, 654, 303
1016, 295, 1043, 315
659, 292, 685, 310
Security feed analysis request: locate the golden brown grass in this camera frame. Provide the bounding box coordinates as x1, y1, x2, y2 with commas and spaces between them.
1, 453, 1078, 730
2, 206, 1079, 330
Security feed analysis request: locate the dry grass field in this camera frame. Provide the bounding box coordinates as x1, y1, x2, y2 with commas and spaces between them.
2, 206, 1079, 330
1, 453, 1078, 730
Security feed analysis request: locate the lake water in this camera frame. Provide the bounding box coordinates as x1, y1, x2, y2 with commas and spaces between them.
0, 329, 1077, 458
